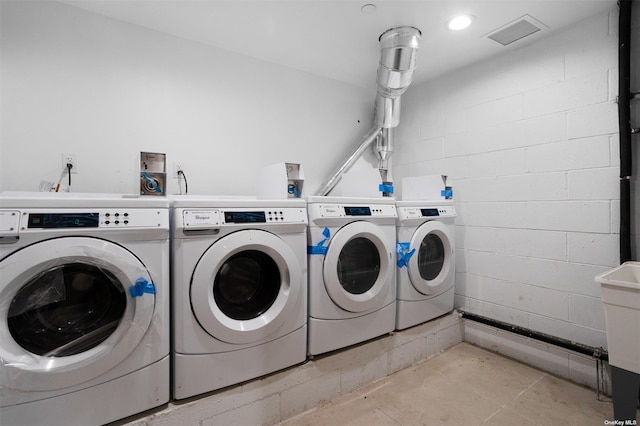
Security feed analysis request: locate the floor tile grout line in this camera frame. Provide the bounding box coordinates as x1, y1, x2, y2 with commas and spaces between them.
490, 373, 549, 425
515, 373, 548, 399
481, 405, 507, 424
502, 373, 548, 424
480, 374, 546, 426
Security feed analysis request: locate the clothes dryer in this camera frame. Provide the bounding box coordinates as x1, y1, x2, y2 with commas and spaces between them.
171, 197, 307, 399
395, 200, 456, 330
0, 192, 170, 426
306, 196, 396, 356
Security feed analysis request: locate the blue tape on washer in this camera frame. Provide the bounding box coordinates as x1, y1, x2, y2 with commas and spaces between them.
308, 227, 330, 255
396, 242, 416, 268
379, 183, 394, 194
441, 189, 453, 198
129, 277, 156, 297
308, 245, 328, 255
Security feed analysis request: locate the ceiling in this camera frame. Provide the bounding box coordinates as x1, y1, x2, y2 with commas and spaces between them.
59, 0, 616, 90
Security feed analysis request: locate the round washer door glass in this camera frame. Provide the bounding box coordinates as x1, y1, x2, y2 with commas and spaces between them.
8, 262, 127, 357
214, 250, 280, 321
0, 237, 155, 392
418, 234, 445, 281
407, 221, 454, 296
323, 221, 392, 313
337, 237, 380, 294
191, 229, 302, 345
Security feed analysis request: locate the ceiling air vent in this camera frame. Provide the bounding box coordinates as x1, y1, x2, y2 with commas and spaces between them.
485, 15, 547, 46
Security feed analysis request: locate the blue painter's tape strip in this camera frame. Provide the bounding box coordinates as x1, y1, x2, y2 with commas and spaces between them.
321, 227, 331, 239
379, 184, 394, 193
308, 245, 328, 255
129, 277, 156, 297
308, 227, 331, 255
441, 189, 453, 198
396, 242, 416, 268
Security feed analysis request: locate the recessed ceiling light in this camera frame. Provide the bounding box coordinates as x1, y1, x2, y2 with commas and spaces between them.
447, 14, 475, 31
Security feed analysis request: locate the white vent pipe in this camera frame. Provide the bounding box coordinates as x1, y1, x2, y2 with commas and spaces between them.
317, 26, 421, 196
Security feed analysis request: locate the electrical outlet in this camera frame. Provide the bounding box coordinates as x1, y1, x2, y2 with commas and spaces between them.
174, 162, 183, 178
62, 153, 78, 174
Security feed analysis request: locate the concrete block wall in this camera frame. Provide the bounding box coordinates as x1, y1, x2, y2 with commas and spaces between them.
394, 7, 621, 351
118, 313, 462, 425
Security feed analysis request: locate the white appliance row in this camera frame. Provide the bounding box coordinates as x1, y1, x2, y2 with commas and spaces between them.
0, 193, 455, 425
306, 197, 456, 355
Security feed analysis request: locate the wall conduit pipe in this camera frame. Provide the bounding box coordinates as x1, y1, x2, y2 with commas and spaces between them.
459, 311, 608, 361
619, 0, 634, 263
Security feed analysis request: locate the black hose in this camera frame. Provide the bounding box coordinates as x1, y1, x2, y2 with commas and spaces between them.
618, 0, 633, 263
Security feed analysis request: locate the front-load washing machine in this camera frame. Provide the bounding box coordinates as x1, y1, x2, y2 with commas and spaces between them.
171, 197, 308, 399
0, 192, 170, 426
306, 196, 397, 356
395, 200, 456, 330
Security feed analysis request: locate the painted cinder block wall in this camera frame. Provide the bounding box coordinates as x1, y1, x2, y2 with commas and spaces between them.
394, 7, 623, 350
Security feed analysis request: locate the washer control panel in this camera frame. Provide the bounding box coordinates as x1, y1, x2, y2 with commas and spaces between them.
182, 207, 307, 230
397, 205, 457, 220
0, 208, 167, 232
315, 204, 397, 218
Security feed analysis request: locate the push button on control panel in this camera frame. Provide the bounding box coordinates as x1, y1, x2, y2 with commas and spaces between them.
267, 211, 285, 221
102, 211, 130, 226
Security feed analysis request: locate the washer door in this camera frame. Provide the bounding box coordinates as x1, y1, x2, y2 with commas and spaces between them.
0, 237, 155, 391
190, 230, 301, 345
323, 221, 392, 313
407, 221, 454, 296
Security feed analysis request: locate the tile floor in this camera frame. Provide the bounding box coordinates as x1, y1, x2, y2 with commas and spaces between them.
280, 342, 628, 426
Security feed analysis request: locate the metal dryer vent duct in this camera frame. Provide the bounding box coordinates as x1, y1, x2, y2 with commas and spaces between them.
317, 26, 421, 196
375, 26, 422, 128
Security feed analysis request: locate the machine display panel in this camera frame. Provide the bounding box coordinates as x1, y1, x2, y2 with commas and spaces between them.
224, 211, 266, 223
344, 206, 371, 216
421, 208, 440, 217
27, 213, 100, 228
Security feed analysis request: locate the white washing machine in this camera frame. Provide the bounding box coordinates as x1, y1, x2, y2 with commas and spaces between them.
0, 192, 170, 426
306, 196, 397, 356
395, 200, 456, 330
171, 197, 308, 399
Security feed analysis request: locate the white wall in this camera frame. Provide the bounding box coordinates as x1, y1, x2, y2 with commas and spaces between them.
394, 8, 621, 349
0, 1, 373, 196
